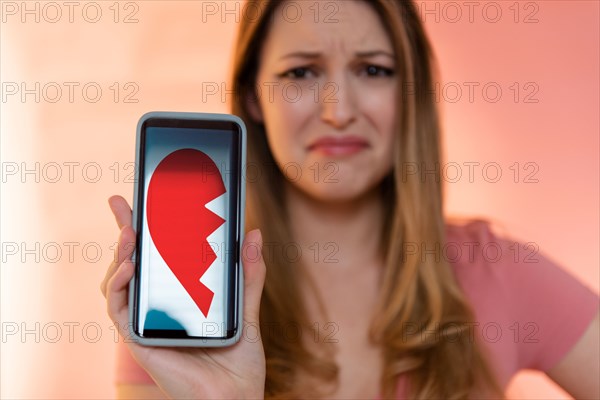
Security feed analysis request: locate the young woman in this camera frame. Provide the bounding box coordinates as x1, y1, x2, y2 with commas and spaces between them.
101, 1, 599, 398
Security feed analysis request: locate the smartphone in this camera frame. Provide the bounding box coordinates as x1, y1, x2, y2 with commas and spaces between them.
128, 111, 246, 347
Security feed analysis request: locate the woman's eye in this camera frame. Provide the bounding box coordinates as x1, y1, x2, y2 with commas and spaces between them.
280, 67, 314, 79
362, 65, 395, 77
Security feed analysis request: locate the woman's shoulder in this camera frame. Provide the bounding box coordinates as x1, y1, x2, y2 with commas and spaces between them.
442, 217, 594, 293
444, 216, 498, 245
442, 216, 515, 276
441, 216, 594, 305
442, 216, 599, 374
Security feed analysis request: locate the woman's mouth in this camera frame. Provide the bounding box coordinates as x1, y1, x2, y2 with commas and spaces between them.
307, 135, 369, 156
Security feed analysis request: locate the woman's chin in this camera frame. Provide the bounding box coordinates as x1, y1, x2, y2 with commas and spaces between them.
290, 178, 381, 205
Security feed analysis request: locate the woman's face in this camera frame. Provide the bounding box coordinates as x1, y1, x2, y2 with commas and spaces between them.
252, 0, 397, 203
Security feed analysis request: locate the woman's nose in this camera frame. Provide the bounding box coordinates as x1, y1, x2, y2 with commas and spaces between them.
320, 75, 357, 130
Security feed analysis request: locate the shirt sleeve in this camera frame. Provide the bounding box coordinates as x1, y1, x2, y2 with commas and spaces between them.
114, 339, 155, 385
472, 221, 599, 372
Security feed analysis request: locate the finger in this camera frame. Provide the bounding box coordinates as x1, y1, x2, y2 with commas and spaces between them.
106, 258, 135, 336
101, 225, 136, 297
240, 229, 266, 326
108, 195, 133, 230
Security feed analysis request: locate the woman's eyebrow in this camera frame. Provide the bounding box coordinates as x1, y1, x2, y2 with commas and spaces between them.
279, 51, 321, 60
278, 50, 394, 61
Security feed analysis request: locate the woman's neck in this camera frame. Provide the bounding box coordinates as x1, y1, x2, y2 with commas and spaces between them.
284, 181, 385, 272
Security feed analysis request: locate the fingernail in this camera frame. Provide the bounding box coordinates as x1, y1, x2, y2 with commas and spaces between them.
247, 229, 263, 251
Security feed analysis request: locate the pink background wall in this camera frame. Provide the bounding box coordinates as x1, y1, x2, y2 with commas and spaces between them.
1, 1, 597, 398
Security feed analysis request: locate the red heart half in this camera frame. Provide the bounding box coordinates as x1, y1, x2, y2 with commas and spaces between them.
147, 148, 226, 318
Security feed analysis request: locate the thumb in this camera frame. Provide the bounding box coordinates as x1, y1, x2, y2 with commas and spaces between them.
241, 229, 266, 326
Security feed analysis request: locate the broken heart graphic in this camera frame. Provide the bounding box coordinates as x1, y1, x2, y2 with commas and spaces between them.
147, 148, 226, 318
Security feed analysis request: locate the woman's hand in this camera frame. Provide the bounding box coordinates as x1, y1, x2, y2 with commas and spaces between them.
101, 195, 267, 399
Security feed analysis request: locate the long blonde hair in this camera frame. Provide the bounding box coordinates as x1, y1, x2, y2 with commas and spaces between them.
230, 1, 505, 398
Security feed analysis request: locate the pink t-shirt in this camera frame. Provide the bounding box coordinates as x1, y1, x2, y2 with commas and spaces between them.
114, 219, 599, 396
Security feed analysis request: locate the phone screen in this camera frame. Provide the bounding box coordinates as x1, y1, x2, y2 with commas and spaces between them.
133, 117, 242, 340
